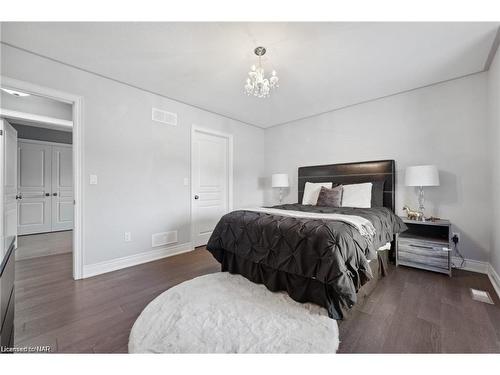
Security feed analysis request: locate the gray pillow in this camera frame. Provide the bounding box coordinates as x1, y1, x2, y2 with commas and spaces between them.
316, 185, 343, 207
371, 180, 385, 207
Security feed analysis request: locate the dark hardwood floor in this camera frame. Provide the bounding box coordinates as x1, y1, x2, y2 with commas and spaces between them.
14, 248, 220, 353
338, 262, 500, 353
14, 247, 500, 353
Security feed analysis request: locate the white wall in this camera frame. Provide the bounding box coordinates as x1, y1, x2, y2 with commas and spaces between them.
1, 44, 265, 266
489, 47, 500, 276
264, 73, 491, 262
1, 41, 496, 270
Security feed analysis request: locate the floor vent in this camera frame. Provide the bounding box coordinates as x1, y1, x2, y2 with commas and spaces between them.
152, 108, 177, 126
470, 288, 494, 304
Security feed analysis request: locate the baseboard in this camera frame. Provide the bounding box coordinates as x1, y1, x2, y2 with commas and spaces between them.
82, 242, 194, 278
451, 256, 489, 274
487, 264, 500, 299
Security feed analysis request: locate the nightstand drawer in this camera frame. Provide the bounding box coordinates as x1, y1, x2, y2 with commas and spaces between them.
398, 242, 449, 257
398, 250, 449, 269
398, 237, 449, 250
398, 242, 449, 269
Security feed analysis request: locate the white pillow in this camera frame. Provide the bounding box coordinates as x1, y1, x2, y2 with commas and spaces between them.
302, 182, 332, 205
341, 182, 373, 208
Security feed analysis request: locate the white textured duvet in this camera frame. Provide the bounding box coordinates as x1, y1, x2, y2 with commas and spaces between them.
128, 272, 339, 353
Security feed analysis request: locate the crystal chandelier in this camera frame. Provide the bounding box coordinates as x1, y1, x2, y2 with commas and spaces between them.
244, 46, 279, 98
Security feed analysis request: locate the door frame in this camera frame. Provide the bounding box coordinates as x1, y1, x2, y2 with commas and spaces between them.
0, 76, 84, 280
190, 125, 233, 247
0, 119, 18, 252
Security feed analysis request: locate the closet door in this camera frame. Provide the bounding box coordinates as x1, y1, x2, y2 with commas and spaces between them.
51, 145, 73, 231
17, 141, 52, 235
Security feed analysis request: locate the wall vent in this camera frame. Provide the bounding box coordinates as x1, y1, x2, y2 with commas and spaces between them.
152, 108, 177, 126
152, 231, 178, 247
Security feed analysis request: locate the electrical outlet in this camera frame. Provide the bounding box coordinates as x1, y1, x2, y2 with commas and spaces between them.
452, 232, 460, 243
124, 232, 132, 242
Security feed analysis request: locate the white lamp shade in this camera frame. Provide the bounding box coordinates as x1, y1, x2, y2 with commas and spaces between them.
405, 165, 440, 187
271, 174, 289, 188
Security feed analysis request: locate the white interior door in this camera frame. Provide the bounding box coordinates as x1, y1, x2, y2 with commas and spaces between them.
192, 128, 232, 247
17, 140, 52, 235
2, 120, 18, 254
51, 145, 73, 231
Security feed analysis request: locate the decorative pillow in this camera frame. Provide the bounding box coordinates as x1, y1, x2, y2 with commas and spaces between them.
341, 182, 373, 208
371, 180, 385, 207
316, 185, 343, 207
302, 182, 333, 205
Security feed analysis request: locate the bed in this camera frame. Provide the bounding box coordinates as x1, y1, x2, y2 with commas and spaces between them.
206, 160, 406, 319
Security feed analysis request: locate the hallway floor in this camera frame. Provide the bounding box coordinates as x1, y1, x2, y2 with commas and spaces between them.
16, 230, 72, 261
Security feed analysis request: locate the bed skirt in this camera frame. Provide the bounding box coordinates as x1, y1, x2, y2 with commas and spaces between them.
340, 249, 388, 321
211, 249, 389, 320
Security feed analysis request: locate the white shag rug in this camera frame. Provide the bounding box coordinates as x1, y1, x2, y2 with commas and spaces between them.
128, 272, 339, 353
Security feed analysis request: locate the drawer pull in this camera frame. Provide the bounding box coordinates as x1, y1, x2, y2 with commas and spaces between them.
409, 244, 433, 250
407, 244, 450, 252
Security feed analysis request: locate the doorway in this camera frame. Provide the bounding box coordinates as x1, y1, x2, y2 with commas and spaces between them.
191, 126, 233, 247
15, 135, 73, 260
0, 76, 83, 279
17, 139, 73, 235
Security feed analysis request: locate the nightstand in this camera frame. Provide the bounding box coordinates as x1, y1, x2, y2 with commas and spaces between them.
396, 218, 452, 276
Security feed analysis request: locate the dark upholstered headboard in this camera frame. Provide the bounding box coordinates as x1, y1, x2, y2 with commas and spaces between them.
298, 160, 395, 212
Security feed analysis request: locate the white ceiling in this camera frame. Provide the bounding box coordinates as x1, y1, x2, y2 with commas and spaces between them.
1, 22, 499, 128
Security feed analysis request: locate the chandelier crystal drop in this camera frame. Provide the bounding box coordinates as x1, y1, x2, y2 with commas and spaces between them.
244, 46, 279, 98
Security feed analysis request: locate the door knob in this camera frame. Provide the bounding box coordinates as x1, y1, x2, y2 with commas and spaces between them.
53, 193, 58, 196
15, 194, 22, 200
194, 195, 199, 200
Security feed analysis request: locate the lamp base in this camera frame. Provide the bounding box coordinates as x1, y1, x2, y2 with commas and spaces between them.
418, 186, 425, 221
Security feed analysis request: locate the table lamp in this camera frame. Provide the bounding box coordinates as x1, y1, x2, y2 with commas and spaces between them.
271, 174, 289, 204
405, 165, 440, 220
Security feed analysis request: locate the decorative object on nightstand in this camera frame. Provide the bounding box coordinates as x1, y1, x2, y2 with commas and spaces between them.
396, 217, 452, 276
271, 173, 289, 204
404, 165, 440, 221
402, 205, 423, 221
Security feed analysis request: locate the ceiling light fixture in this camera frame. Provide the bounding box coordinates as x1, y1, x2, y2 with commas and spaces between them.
244, 47, 279, 98
1, 88, 31, 97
